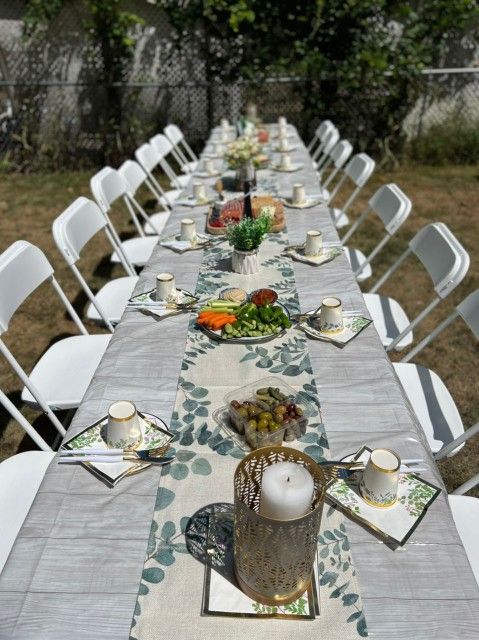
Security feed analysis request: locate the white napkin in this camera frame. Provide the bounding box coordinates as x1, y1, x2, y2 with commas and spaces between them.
160, 239, 192, 251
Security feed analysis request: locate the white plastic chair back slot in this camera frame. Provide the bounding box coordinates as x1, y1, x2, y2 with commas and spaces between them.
323, 128, 340, 154
0, 241, 54, 333
164, 124, 182, 146
409, 222, 470, 299
344, 153, 376, 187
135, 143, 159, 173
53, 197, 106, 265
369, 183, 412, 235
118, 160, 147, 195
330, 139, 353, 169
150, 133, 174, 159
457, 289, 479, 340
90, 167, 128, 212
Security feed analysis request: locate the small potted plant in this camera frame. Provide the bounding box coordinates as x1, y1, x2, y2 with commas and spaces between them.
226, 213, 272, 275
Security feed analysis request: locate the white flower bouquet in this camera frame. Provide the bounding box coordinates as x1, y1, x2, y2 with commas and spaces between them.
224, 136, 264, 169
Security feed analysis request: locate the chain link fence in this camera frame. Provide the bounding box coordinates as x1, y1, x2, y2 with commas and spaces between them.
0, 3, 477, 170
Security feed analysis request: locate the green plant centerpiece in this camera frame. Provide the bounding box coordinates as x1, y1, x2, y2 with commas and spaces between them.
227, 213, 272, 275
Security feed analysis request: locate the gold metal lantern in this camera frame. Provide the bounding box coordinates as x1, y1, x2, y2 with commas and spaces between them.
233, 446, 327, 605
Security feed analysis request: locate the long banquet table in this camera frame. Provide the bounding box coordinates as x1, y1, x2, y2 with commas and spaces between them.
1, 126, 478, 640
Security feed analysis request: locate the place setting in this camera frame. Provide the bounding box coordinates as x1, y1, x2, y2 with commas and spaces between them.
193, 158, 222, 179
295, 296, 372, 346
158, 217, 217, 253
58, 400, 175, 487
175, 181, 217, 208
284, 228, 343, 266
325, 446, 441, 547
272, 153, 303, 172
281, 182, 327, 209
128, 272, 199, 320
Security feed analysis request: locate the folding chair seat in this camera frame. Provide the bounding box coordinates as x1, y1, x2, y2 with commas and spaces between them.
0, 241, 111, 436
342, 183, 411, 282
364, 222, 470, 351
393, 289, 478, 456
53, 196, 138, 329
0, 451, 55, 573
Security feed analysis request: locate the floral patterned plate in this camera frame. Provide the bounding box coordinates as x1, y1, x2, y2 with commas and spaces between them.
62, 412, 174, 488
327, 446, 441, 546
159, 233, 214, 253
285, 245, 343, 266
298, 310, 372, 346
271, 163, 304, 173
281, 197, 325, 209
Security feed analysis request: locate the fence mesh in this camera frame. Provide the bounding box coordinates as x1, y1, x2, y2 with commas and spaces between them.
0, 3, 477, 170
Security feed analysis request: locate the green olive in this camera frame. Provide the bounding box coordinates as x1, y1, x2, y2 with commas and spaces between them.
259, 411, 273, 421
247, 419, 258, 429
237, 407, 248, 418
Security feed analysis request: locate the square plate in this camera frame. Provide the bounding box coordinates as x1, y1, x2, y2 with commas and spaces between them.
202, 509, 320, 619
298, 310, 372, 346
128, 288, 198, 320
285, 245, 342, 266
272, 163, 303, 173
175, 197, 216, 208
62, 412, 174, 487
160, 233, 212, 253
282, 197, 325, 209
326, 446, 441, 546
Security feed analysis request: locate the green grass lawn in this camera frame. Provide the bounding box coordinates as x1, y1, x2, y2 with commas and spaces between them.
0, 164, 477, 496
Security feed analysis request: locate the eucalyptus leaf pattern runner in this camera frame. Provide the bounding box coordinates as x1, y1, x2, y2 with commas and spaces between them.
130, 232, 368, 639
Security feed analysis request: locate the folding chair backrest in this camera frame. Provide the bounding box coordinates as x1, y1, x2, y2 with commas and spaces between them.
323, 127, 340, 155
164, 124, 183, 146
370, 183, 411, 235
53, 197, 106, 266
457, 289, 479, 340
344, 153, 375, 187
135, 143, 159, 174
318, 120, 334, 141
0, 241, 54, 333
150, 134, 173, 160
90, 167, 128, 212
410, 223, 470, 299
118, 160, 146, 196
330, 139, 353, 169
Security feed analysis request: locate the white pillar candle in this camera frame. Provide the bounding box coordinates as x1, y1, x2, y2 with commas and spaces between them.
304, 230, 322, 256
259, 462, 314, 520
156, 272, 175, 301
280, 154, 292, 170
279, 138, 289, 152
221, 118, 230, 130
292, 183, 306, 205
278, 116, 287, 127
193, 182, 206, 202
180, 218, 196, 242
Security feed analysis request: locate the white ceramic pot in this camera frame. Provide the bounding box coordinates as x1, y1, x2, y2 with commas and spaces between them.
231, 248, 260, 275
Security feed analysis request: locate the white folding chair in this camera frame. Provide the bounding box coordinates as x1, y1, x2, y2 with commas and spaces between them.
0, 451, 55, 573
150, 134, 190, 190
325, 153, 376, 228
118, 160, 171, 236
314, 127, 340, 173
0, 388, 51, 451
134, 143, 182, 207
364, 222, 470, 351
307, 119, 334, 155
90, 167, 159, 269
53, 197, 139, 329
342, 184, 412, 282
0, 241, 111, 435
393, 289, 479, 456
449, 469, 479, 586
164, 124, 198, 174
320, 139, 353, 191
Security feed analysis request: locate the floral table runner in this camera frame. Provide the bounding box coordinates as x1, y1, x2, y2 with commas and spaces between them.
130, 231, 368, 639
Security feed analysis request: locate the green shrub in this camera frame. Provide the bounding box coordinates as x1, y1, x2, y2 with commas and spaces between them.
409, 120, 479, 166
